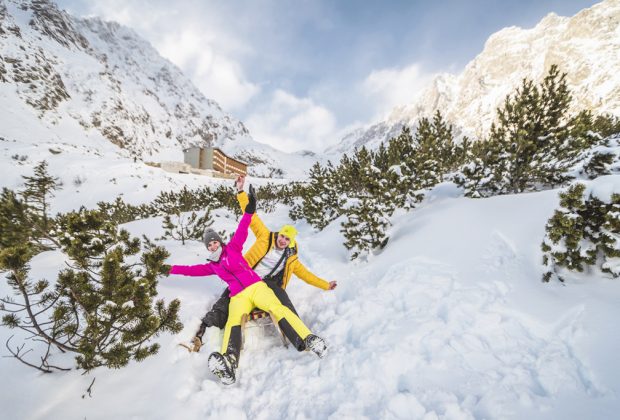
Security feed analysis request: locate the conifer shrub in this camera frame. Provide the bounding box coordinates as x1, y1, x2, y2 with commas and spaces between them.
292, 161, 344, 230
340, 177, 395, 259
159, 209, 214, 245
211, 184, 241, 216
542, 181, 620, 282
97, 197, 151, 225
19, 160, 62, 248
454, 65, 583, 197
0, 188, 37, 251
453, 67, 620, 198
0, 209, 182, 372
291, 114, 462, 259
574, 134, 620, 180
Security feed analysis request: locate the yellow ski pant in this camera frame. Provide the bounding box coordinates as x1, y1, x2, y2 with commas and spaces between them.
221, 281, 312, 354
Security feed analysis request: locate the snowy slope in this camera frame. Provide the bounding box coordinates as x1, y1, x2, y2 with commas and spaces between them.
2, 180, 620, 419
329, 0, 620, 155
0, 0, 317, 178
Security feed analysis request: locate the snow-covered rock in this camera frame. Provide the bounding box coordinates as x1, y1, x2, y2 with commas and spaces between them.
330, 0, 620, 155
0, 0, 315, 178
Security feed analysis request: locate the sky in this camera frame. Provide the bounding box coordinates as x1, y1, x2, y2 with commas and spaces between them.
56, 0, 600, 153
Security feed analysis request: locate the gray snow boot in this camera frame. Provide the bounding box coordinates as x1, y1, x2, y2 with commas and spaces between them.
304, 334, 327, 358
208, 352, 237, 385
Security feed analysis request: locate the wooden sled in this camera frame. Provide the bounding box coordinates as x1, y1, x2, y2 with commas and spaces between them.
241, 309, 289, 349
179, 308, 289, 353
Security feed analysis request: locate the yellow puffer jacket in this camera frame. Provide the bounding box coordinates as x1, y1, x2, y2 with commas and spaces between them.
237, 191, 330, 290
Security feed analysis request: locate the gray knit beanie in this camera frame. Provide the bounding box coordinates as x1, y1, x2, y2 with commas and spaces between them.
203, 228, 223, 249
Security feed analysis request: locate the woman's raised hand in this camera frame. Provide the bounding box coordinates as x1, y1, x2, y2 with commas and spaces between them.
245, 184, 257, 214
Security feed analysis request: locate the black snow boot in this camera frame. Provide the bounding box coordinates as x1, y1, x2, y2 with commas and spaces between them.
304, 334, 327, 358
208, 352, 237, 385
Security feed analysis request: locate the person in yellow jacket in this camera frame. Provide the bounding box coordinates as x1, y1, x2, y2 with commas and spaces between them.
191, 175, 337, 349
170, 186, 326, 385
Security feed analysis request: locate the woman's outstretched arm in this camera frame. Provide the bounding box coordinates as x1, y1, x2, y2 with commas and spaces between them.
169, 263, 215, 277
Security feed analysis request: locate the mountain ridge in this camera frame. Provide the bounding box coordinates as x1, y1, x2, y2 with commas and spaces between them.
329, 0, 620, 155
0, 0, 314, 178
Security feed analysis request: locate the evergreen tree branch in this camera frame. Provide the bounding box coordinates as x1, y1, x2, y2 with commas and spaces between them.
4, 336, 56, 373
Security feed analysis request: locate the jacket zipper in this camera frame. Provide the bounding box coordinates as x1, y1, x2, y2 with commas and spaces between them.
222, 265, 245, 291
216, 249, 246, 291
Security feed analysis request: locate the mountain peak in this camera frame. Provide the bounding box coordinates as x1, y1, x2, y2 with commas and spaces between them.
18, 0, 90, 50
333, 0, 620, 155
0, 0, 319, 177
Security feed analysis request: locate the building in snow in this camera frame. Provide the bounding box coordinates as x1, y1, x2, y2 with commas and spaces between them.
183, 147, 248, 178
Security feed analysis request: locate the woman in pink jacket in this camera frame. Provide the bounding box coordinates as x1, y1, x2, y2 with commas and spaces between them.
168, 186, 326, 385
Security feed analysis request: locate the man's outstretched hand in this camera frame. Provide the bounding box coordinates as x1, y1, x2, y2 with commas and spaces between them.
236, 175, 245, 192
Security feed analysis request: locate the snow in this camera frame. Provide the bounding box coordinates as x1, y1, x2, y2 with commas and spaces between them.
0, 0, 320, 180
2, 1, 620, 418
329, 0, 620, 158
585, 175, 620, 202
2, 175, 620, 419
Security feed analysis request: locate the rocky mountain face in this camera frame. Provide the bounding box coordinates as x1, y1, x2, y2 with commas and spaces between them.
329, 0, 620, 155
0, 0, 303, 177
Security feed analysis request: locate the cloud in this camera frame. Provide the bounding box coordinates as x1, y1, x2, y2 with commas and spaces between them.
73, 0, 260, 111
157, 30, 260, 110
362, 63, 435, 119
244, 90, 341, 153
60, 1, 437, 153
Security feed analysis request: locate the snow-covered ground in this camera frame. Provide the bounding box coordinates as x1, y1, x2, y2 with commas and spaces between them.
1, 179, 620, 419
0, 131, 290, 214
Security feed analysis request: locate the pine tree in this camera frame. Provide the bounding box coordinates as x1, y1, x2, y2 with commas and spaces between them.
341, 195, 392, 260
568, 131, 620, 181
334, 147, 375, 195
16, 161, 62, 248
413, 117, 443, 189
0, 209, 183, 372
454, 65, 580, 197
298, 161, 344, 230
340, 154, 396, 260
288, 200, 305, 223
581, 153, 615, 179
159, 209, 214, 245
0, 188, 37, 251
255, 183, 282, 214
21, 161, 62, 231
212, 184, 241, 216
568, 110, 604, 150
385, 127, 422, 208
279, 181, 304, 207
542, 184, 592, 281
453, 136, 472, 172
453, 135, 506, 197
97, 196, 146, 225
150, 186, 219, 245
150, 186, 194, 216
415, 111, 459, 181
570, 112, 620, 141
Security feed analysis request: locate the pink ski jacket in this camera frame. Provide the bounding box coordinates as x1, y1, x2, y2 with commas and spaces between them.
169, 212, 262, 297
